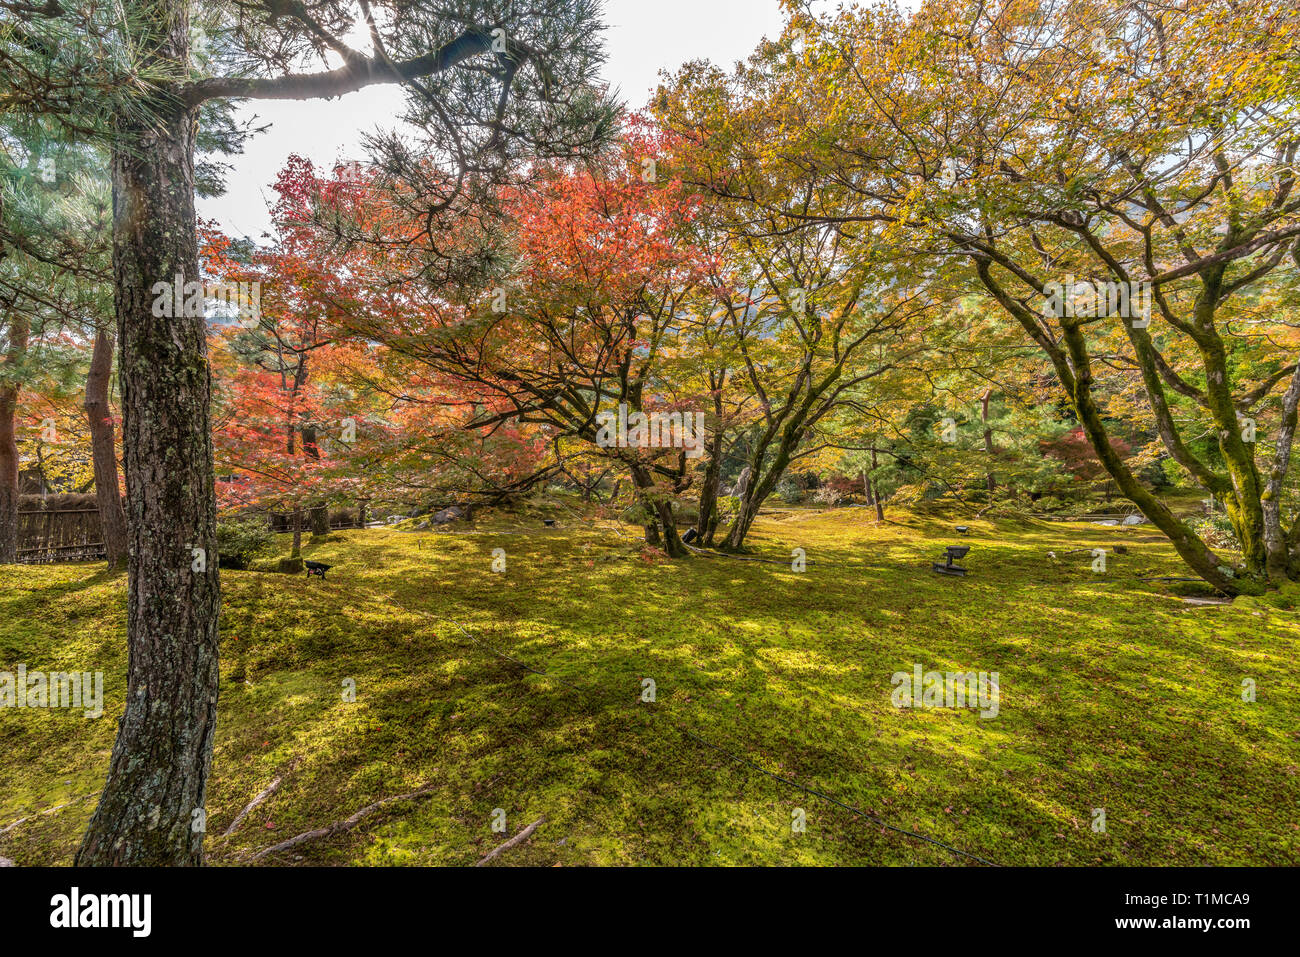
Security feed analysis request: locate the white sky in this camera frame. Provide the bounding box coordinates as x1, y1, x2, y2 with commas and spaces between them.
197, 0, 798, 240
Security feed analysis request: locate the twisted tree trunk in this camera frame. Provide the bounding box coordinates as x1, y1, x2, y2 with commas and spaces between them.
631, 461, 686, 557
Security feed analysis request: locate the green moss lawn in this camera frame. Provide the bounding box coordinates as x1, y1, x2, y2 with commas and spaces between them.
2, 505, 1297, 865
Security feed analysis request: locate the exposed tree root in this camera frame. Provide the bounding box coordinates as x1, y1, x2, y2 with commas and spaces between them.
220, 775, 284, 839
249, 785, 438, 862
474, 816, 547, 866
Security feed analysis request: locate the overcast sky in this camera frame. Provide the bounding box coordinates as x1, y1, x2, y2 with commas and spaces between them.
197, 0, 803, 240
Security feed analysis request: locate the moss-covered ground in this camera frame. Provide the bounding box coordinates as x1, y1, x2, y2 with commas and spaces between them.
2, 505, 1296, 865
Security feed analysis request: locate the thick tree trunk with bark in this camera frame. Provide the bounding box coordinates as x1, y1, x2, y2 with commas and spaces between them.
0, 394, 18, 565
631, 462, 686, 557
77, 86, 220, 865
0, 386, 18, 565
0, 311, 29, 564
85, 328, 128, 567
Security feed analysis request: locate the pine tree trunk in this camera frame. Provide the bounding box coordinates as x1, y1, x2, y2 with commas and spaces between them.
0, 311, 29, 564
76, 82, 220, 865
0, 384, 19, 565
85, 328, 128, 568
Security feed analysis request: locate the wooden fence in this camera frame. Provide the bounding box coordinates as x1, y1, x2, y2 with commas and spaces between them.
17, 507, 105, 563
14, 501, 367, 564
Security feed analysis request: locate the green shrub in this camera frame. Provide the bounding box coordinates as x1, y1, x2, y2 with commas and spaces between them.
1191, 514, 1239, 550
622, 502, 653, 526
217, 517, 273, 570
